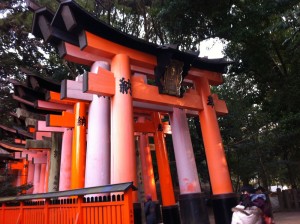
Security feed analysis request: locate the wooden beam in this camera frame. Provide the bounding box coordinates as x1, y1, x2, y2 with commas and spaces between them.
188, 69, 224, 86
83, 68, 115, 96
28, 127, 36, 133
132, 77, 203, 110
33, 156, 48, 164
14, 139, 26, 145
84, 72, 203, 111
34, 131, 52, 140
212, 94, 228, 116
79, 30, 156, 69
0, 141, 24, 151
0, 124, 17, 134
61, 79, 93, 101
58, 42, 109, 66
35, 99, 73, 111
25, 117, 37, 127
13, 95, 35, 107
14, 151, 37, 159
36, 120, 65, 132
46, 91, 78, 105
25, 140, 51, 149
134, 120, 156, 133
26, 73, 61, 93
58, 42, 154, 75
37, 14, 78, 46
15, 128, 34, 139
16, 108, 45, 120
58, 41, 224, 89
46, 112, 75, 128
9, 162, 23, 170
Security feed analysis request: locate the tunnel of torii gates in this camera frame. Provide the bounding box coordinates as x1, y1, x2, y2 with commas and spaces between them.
2, 0, 238, 223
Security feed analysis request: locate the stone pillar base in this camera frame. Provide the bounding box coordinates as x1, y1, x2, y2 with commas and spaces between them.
179, 193, 209, 224
162, 204, 181, 224
212, 193, 238, 224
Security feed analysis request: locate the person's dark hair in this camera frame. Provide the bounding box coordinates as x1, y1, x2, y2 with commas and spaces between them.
255, 186, 265, 192
240, 185, 255, 194
240, 194, 254, 208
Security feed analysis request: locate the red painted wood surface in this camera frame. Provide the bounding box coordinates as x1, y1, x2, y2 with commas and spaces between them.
0, 191, 134, 224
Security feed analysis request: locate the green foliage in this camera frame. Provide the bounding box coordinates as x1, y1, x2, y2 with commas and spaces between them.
214, 0, 300, 189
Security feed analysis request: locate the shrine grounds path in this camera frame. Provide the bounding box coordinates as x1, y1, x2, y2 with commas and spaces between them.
273, 211, 300, 224
208, 210, 300, 224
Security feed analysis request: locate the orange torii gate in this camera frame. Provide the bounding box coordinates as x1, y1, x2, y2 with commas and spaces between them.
9, 76, 71, 194
28, 1, 237, 224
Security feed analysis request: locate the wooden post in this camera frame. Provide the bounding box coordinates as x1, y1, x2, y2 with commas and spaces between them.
283, 190, 292, 210
292, 189, 299, 209
110, 54, 137, 199
152, 112, 175, 206
44, 199, 49, 224
33, 163, 41, 194
124, 188, 134, 224
139, 131, 157, 201
18, 201, 24, 224
75, 196, 83, 224
71, 102, 87, 189
1, 203, 5, 224
44, 151, 50, 193
59, 128, 73, 191
152, 112, 180, 224
21, 159, 29, 194
26, 162, 34, 194
170, 108, 201, 194
277, 188, 284, 210
39, 164, 46, 193
196, 76, 236, 224
48, 132, 62, 192
170, 107, 210, 224
85, 61, 111, 189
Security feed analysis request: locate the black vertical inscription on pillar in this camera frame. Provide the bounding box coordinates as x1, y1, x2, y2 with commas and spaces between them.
77, 116, 86, 126
207, 95, 214, 107
119, 77, 132, 95
157, 124, 163, 132
54, 148, 58, 158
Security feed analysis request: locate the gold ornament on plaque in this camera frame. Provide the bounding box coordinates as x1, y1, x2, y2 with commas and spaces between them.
162, 59, 183, 97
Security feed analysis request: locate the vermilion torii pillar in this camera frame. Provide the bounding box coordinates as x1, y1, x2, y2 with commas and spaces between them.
27, 162, 34, 194
196, 76, 236, 223
59, 128, 72, 191
136, 117, 157, 201
134, 110, 177, 223
46, 92, 87, 189
71, 102, 87, 189
32, 163, 41, 194
84, 61, 111, 189
170, 107, 210, 223
56, 61, 111, 190
110, 54, 137, 200
152, 112, 180, 223
35, 120, 68, 191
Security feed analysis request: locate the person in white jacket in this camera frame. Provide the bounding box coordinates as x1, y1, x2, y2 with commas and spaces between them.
231, 204, 263, 224
231, 185, 264, 224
